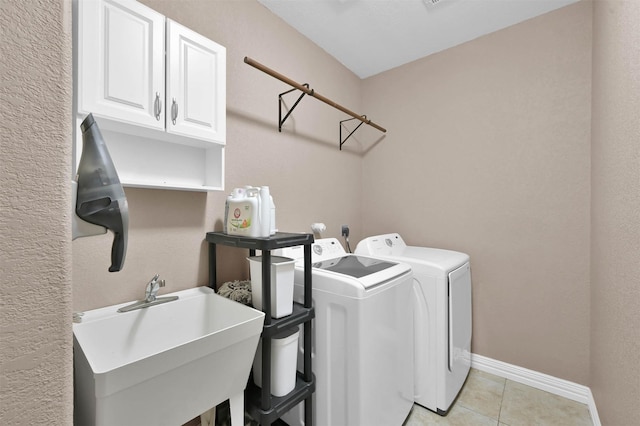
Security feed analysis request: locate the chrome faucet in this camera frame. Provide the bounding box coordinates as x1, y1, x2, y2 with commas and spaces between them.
145, 274, 165, 302
117, 273, 178, 313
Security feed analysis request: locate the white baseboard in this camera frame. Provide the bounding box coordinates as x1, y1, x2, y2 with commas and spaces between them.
471, 353, 601, 426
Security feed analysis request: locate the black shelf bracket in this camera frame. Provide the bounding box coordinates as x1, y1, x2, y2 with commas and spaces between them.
279, 84, 311, 132
339, 116, 366, 151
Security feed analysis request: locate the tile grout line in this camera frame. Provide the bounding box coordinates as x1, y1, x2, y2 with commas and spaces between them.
497, 378, 507, 425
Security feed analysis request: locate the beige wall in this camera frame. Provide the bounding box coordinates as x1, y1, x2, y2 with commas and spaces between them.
361, 1, 592, 384
72, 0, 365, 311
591, 0, 640, 423
0, 0, 73, 423
2, 0, 639, 423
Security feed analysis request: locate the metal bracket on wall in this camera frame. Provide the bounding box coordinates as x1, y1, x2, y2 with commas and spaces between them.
245, 56, 386, 150
279, 84, 311, 132
339, 117, 366, 150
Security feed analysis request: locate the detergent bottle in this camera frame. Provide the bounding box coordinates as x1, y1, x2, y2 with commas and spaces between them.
259, 186, 271, 237
269, 192, 276, 235
226, 187, 261, 237
224, 187, 242, 232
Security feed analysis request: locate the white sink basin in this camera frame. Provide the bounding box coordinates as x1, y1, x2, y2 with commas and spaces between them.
73, 287, 265, 426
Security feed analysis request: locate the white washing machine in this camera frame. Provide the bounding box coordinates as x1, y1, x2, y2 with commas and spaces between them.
276, 238, 414, 426
355, 233, 472, 415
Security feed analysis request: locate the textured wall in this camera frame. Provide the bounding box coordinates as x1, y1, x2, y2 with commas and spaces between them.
0, 0, 73, 424
591, 0, 640, 423
361, 2, 592, 384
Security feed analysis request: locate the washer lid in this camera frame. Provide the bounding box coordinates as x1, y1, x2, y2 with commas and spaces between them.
313, 255, 399, 278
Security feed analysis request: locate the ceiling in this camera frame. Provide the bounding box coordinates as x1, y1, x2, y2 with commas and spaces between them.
257, 0, 580, 79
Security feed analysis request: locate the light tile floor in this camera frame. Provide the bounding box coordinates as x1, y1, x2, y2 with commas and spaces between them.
403, 369, 593, 426
190, 368, 593, 426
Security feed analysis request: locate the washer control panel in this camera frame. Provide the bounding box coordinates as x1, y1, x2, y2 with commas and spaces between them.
355, 233, 406, 256
312, 238, 346, 261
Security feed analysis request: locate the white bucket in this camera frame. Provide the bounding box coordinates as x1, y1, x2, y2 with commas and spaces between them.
253, 328, 300, 397
248, 255, 295, 318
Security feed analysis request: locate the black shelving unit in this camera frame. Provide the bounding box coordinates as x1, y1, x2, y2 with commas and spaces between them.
206, 232, 315, 426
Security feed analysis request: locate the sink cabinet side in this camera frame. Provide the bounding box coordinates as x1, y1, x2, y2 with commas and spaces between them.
73, 337, 97, 426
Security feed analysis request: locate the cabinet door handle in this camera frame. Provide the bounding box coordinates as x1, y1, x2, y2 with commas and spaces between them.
154, 92, 162, 121
171, 98, 178, 125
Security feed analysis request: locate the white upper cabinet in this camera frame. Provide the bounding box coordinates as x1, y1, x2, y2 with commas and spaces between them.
77, 0, 165, 130
166, 19, 226, 142
74, 0, 226, 191
76, 0, 226, 145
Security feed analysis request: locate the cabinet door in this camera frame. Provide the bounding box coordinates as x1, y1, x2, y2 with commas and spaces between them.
77, 0, 165, 129
166, 19, 226, 143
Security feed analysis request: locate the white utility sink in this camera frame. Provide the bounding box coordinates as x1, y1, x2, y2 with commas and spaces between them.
73, 287, 265, 426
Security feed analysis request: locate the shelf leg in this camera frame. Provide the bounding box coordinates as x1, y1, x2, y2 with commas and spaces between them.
305, 395, 313, 426
229, 392, 244, 426
261, 250, 273, 410
208, 243, 217, 290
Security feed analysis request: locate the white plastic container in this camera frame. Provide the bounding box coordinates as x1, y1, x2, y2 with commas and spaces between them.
269, 194, 276, 235
253, 328, 300, 397
226, 188, 261, 237
248, 255, 295, 318
259, 186, 271, 237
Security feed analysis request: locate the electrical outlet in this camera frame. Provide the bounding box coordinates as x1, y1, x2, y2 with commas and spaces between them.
341, 225, 350, 237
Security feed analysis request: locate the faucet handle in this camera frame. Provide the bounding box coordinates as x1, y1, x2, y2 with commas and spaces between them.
145, 274, 163, 302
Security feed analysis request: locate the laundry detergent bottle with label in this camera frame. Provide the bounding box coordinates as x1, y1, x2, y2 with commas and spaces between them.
223, 188, 242, 232
226, 187, 261, 237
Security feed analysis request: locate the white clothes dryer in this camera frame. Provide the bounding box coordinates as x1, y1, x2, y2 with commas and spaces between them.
355, 233, 472, 415
276, 238, 414, 426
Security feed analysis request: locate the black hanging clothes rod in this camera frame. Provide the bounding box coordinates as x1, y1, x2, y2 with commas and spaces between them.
244, 56, 386, 148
